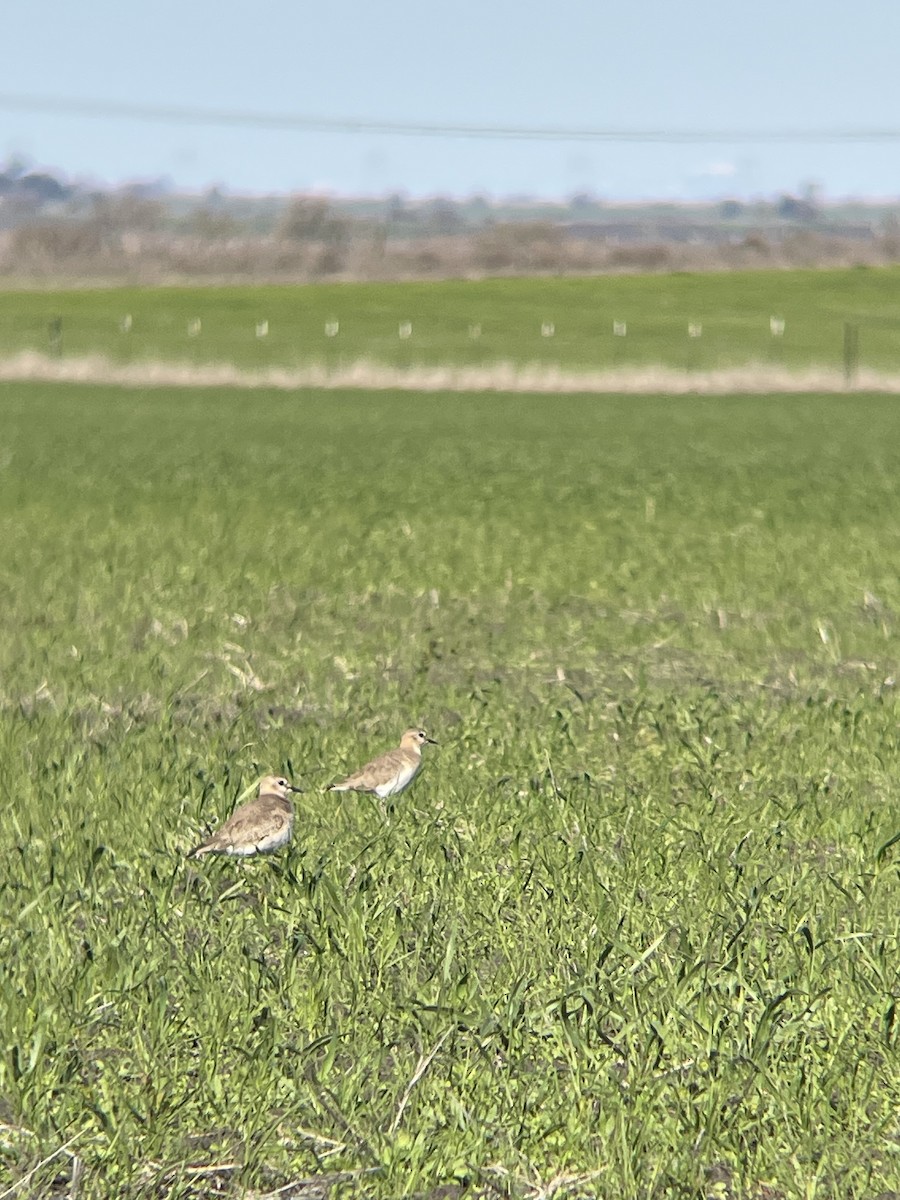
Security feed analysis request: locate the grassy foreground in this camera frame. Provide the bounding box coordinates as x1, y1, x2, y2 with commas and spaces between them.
1, 383, 899, 1199
2, 267, 900, 374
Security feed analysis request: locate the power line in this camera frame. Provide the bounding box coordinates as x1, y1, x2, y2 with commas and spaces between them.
2, 92, 900, 144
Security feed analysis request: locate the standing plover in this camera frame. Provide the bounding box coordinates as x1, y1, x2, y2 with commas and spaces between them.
188, 775, 301, 858
328, 728, 436, 799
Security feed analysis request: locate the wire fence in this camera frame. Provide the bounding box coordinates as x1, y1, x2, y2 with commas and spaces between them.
0, 305, 896, 388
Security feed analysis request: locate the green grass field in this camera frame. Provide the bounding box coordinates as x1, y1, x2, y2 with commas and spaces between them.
2, 267, 900, 375
2, 378, 900, 1200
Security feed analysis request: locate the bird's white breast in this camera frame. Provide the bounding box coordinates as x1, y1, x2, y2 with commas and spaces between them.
374, 760, 421, 798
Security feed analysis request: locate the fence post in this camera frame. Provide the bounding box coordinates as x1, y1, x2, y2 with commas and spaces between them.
843, 322, 859, 388
48, 316, 63, 358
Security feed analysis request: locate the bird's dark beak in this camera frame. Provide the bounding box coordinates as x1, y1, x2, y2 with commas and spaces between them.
425, 736, 438, 745
288, 784, 304, 793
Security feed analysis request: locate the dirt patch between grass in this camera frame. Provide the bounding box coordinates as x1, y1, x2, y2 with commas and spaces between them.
0, 350, 896, 394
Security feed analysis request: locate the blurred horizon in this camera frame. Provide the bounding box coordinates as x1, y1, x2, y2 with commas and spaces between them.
3, 140, 898, 207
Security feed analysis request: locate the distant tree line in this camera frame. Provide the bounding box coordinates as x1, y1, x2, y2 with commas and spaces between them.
1, 158, 898, 283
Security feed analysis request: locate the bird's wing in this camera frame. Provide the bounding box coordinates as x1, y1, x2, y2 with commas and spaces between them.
336, 746, 409, 791
197, 797, 286, 848
225, 799, 290, 842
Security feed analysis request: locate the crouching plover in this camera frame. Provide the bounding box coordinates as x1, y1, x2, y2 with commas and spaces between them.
328, 728, 436, 800
188, 774, 302, 858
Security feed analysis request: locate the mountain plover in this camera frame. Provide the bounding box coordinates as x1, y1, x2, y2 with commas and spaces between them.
188, 774, 301, 858
328, 728, 436, 800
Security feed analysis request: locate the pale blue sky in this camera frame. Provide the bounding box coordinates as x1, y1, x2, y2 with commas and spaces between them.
4, 0, 899, 200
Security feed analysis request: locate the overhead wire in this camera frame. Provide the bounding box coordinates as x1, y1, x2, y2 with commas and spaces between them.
1, 93, 899, 143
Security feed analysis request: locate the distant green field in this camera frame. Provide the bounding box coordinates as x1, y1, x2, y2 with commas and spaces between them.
2, 267, 900, 374
1, 383, 899, 1199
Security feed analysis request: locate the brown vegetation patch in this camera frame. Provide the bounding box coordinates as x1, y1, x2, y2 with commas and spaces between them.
3, 350, 900, 394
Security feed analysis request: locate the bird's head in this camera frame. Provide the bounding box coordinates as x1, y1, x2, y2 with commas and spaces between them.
401, 728, 437, 750
258, 774, 302, 799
